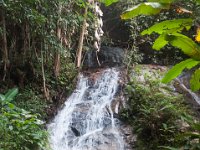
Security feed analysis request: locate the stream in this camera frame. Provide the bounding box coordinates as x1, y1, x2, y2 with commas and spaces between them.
48, 68, 126, 150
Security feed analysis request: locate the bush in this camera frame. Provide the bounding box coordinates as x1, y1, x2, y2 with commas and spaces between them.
14, 88, 48, 120
120, 66, 192, 149
0, 88, 48, 150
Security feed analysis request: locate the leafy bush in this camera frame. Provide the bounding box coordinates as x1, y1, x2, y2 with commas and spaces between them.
120, 66, 192, 149
121, 0, 200, 91
163, 116, 200, 150
0, 88, 48, 150
14, 87, 49, 120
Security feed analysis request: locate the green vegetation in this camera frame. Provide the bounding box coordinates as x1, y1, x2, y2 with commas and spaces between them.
120, 66, 199, 149
121, 0, 200, 91
0, 88, 48, 150
1, 0, 200, 149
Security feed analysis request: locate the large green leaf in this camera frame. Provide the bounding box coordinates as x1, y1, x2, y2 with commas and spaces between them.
4, 88, 18, 102
153, 34, 169, 50
141, 18, 193, 35
190, 69, 200, 91
162, 59, 200, 83
121, 2, 170, 19
167, 34, 200, 60
100, 0, 118, 6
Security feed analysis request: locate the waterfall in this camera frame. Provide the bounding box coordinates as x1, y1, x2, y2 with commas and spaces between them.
48, 68, 125, 150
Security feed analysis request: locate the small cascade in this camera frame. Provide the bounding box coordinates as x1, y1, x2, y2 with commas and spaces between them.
48, 68, 125, 150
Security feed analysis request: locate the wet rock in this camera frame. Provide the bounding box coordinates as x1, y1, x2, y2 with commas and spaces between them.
120, 125, 136, 150
103, 117, 112, 126
71, 122, 85, 135
71, 126, 80, 137
72, 111, 87, 120
83, 46, 125, 68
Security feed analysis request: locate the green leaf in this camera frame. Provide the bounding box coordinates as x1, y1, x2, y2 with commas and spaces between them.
167, 34, 200, 60
0, 94, 5, 101
141, 18, 193, 35
4, 88, 18, 102
159, 146, 179, 150
162, 59, 200, 83
191, 122, 200, 131
196, 0, 200, 4
148, 0, 175, 3
8, 103, 15, 109
190, 69, 200, 91
121, 2, 170, 19
100, 0, 118, 6
153, 34, 169, 50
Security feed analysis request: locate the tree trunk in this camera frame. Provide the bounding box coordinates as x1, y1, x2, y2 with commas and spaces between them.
0, 8, 9, 81
41, 48, 49, 100
53, 5, 62, 78
76, 7, 88, 68
54, 27, 61, 78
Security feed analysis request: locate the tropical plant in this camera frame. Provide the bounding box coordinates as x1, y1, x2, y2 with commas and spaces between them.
121, 0, 200, 91
120, 66, 191, 149
0, 88, 48, 150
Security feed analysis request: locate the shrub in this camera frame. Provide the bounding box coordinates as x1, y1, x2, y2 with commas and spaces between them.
0, 88, 48, 150
120, 66, 192, 149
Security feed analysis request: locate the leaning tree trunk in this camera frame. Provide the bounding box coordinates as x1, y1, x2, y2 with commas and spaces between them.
76, 6, 88, 68
0, 8, 9, 81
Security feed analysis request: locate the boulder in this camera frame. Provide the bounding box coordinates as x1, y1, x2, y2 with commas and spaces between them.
83, 46, 125, 68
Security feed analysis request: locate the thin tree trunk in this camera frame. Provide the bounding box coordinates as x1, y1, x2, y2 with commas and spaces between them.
76, 6, 88, 68
54, 27, 61, 78
54, 5, 62, 78
41, 48, 49, 100
0, 9, 9, 81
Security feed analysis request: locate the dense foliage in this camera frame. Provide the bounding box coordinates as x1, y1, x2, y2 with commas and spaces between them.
121, 0, 200, 91
0, 0, 95, 149
1, 0, 200, 149
0, 88, 48, 150
120, 66, 199, 149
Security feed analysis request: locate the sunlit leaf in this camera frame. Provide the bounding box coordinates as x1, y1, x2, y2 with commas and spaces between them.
141, 19, 193, 35
8, 103, 15, 109
100, 0, 118, 6
121, 2, 170, 19
190, 69, 200, 91
195, 27, 200, 42
167, 34, 200, 60
153, 34, 169, 50
162, 59, 200, 83
148, 0, 175, 3
196, 0, 200, 4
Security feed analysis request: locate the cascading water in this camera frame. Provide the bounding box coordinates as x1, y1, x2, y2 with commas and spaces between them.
48, 68, 125, 150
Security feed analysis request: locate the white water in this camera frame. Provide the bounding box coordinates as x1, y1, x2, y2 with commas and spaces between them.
48, 68, 125, 150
